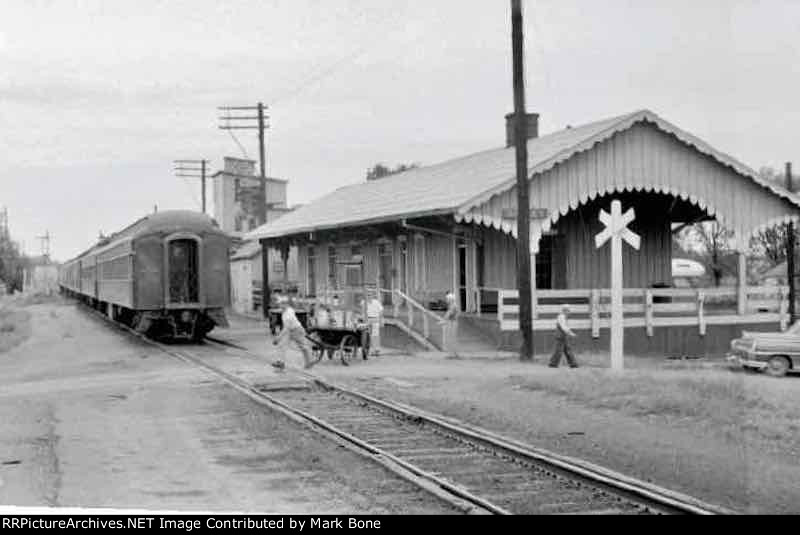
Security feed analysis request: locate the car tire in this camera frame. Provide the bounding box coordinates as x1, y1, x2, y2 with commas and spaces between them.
764, 356, 790, 378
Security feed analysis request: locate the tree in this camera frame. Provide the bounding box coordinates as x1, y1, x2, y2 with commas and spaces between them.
748, 166, 799, 265
366, 162, 419, 181
677, 221, 735, 286
0, 236, 26, 293
749, 224, 798, 264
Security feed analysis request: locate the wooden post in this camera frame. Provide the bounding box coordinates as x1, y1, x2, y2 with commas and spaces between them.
645, 289, 654, 337
497, 290, 504, 324
260, 239, 270, 319
476, 289, 482, 318
531, 251, 538, 320
779, 286, 788, 331
737, 249, 747, 315
595, 200, 641, 371
281, 245, 290, 285
510, 0, 534, 361
787, 162, 796, 323
590, 289, 600, 338
697, 290, 706, 336
423, 310, 430, 338
610, 226, 623, 368
452, 236, 458, 300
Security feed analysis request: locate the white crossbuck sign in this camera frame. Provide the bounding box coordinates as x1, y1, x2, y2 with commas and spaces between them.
595, 199, 641, 371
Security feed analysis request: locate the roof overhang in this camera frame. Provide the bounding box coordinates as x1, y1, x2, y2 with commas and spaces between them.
249, 208, 455, 242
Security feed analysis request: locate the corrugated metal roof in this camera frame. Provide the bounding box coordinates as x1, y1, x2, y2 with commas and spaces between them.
246, 110, 799, 241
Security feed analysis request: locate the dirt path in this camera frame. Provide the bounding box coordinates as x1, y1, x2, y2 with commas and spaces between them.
0, 300, 458, 514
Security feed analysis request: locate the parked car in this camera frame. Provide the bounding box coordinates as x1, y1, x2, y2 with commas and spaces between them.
727, 322, 800, 377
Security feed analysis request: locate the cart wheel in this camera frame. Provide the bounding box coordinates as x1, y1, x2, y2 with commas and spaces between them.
338, 335, 358, 366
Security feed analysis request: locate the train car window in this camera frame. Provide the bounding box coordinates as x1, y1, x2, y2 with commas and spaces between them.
168, 239, 199, 303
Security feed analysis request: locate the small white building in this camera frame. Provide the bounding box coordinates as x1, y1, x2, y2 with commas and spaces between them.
230, 240, 299, 317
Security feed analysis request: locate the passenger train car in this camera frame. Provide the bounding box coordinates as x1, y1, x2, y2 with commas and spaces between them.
59, 210, 231, 340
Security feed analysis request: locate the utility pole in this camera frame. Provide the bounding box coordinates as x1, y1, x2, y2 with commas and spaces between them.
173, 159, 210, 214
37, 231, 51, 262
0, 207, 8, 240
787, 162, 796, 323
511, 0, 533, 360
218, 103, 270, 225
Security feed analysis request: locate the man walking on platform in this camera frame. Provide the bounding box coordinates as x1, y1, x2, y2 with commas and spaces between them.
549, 304, 579, 368
272, 300, 318, 370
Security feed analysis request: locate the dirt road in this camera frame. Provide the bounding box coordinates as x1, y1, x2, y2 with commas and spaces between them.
0, 299, 457, 514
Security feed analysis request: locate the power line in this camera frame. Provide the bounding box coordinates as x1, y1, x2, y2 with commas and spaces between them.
217, 103, 269, 225
173, 159, 209, 214
226, 129, 249, 159
269, 46, 369, 106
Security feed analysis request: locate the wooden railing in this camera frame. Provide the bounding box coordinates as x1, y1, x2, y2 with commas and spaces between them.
252, 280, 263, 311
494, 286, 788, 336
381, 288, 447, 350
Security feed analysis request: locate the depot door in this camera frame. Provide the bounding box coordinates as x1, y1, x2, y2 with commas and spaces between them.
458, 240, 467, 311
378, 243, 393, 305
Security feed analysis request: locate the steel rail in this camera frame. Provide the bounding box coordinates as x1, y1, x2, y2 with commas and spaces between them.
70, 300, 735, 515
75, 305, 498, 514
203, 338, 737, 515
302, 374, 737, 515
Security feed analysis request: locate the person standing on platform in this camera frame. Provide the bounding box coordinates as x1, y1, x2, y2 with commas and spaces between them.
366, 294, 384, 356
439, 291, 459, 357
549, 304, 579, 368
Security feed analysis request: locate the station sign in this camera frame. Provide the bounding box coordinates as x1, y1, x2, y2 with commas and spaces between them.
501, 208, 550, 220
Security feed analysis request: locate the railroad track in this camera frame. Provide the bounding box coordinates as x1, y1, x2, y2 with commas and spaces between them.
199, 337, 735, 515
82, 306, 736, 514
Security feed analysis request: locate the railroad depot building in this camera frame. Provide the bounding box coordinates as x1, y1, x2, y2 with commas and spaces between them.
247, 110, 800, 356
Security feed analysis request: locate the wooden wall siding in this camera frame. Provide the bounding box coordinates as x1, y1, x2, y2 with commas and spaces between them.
481, 228, 517, 290
411, 235, 426, 295
465, 239, 477, 311
295, 240, 382, 296
363, 244, 380, 289
297, 245, 308, 294
558, 194, 672, 288
458, 122, 799, 252
425, 234, 455, 295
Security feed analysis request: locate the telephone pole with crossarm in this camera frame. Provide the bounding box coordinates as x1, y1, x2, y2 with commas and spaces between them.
218, 103, 270, 225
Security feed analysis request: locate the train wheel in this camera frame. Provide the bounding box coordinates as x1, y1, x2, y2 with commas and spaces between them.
338, 335, 358, 366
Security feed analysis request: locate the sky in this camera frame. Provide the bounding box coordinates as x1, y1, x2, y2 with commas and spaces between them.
2, 0, 800, 261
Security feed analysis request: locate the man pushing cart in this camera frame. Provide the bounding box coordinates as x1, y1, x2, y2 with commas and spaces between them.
271, 299, 319, 370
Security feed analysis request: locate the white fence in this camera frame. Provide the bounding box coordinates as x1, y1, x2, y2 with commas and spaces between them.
495, 286, 788, 336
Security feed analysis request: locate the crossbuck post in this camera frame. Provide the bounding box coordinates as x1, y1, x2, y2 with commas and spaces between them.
595, 199, 641, 371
